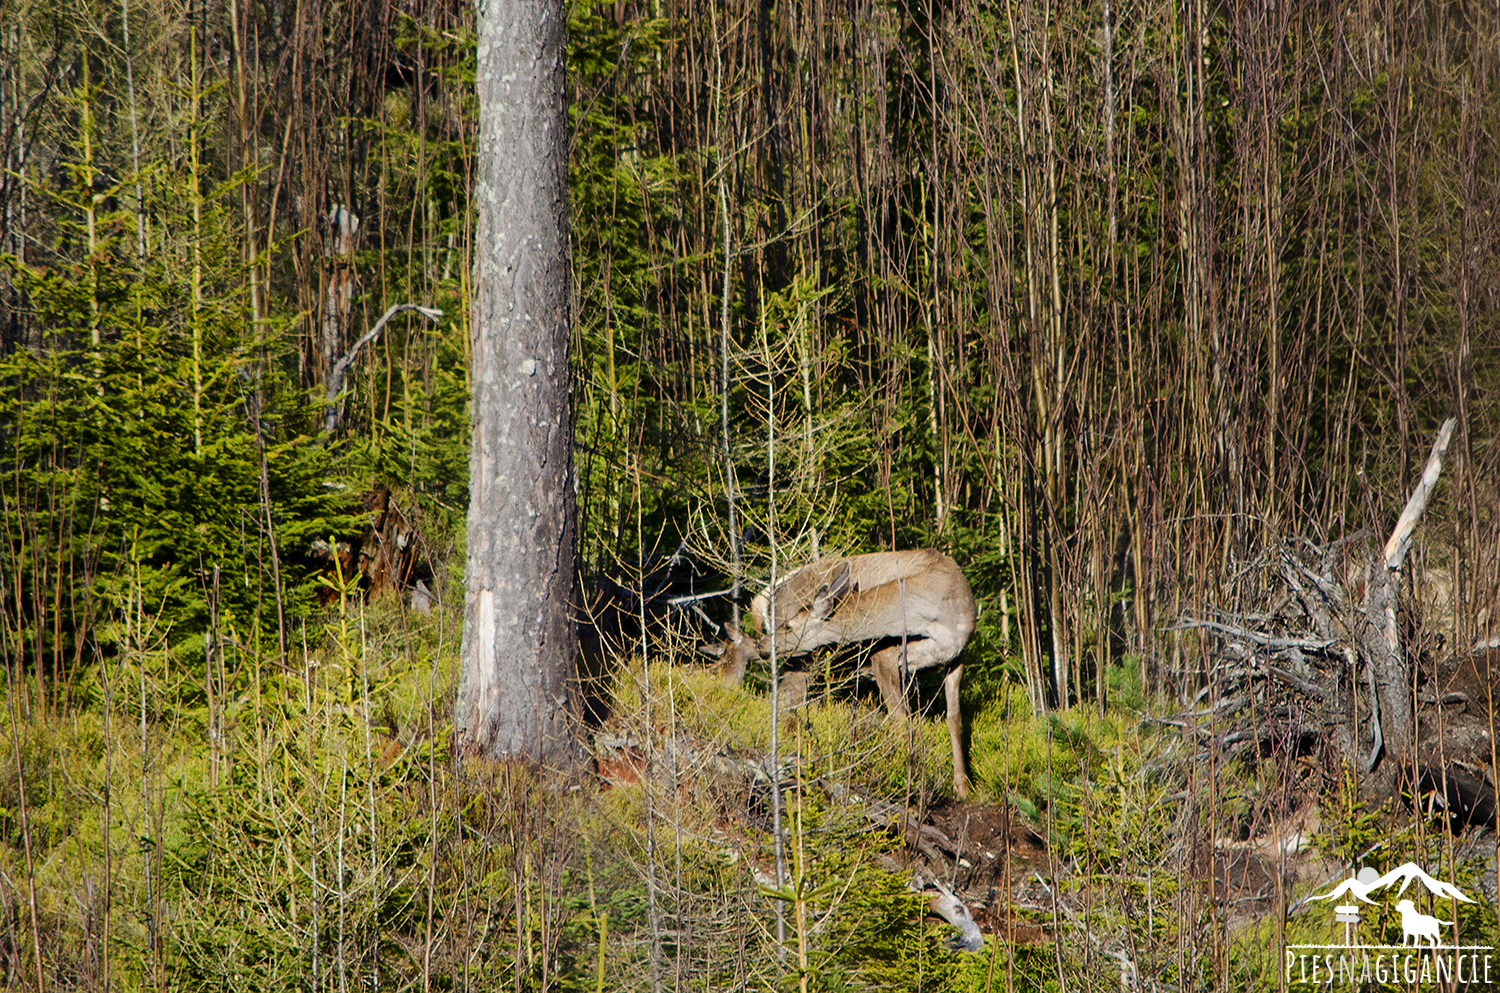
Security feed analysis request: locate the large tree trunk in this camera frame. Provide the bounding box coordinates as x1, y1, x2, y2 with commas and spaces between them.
455, 0, 576, 762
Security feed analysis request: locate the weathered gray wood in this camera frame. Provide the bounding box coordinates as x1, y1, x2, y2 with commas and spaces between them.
455, 0, 576, 762
1366, 418, 1457, 782
1383, 418, 1457, 569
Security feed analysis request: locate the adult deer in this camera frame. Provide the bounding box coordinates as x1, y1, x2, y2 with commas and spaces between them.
710, 549, 975, 797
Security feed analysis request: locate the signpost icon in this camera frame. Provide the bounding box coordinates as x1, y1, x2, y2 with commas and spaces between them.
1335, 905, 1360, 946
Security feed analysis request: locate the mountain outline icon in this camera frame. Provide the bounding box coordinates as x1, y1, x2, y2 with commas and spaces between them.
1307, 862, 1476, 906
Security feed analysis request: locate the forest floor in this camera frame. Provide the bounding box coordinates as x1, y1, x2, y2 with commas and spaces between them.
3, 589, 1498, 991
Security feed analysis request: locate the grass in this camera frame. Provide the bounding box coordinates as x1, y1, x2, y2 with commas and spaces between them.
0, 593, 1484, 992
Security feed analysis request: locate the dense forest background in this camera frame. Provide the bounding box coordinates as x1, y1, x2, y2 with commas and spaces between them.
2, 0, 1499, 989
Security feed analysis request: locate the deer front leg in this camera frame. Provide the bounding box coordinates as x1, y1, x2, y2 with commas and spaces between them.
870, 644, 911, 718
777, 670, 811, 712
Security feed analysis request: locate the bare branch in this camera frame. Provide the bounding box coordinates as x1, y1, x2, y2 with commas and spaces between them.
323, 303, 444, 435
1175, 616, 1336, 651
1383, 417, 1457, 570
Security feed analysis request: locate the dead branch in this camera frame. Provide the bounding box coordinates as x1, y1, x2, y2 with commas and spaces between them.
1365, 417, 1458, 776
1383, 418, 1457, 570
1267, 666, 1323, 699
911, 875, 984, 951
1174, 617, 1336, 651
324, 303, 443, 434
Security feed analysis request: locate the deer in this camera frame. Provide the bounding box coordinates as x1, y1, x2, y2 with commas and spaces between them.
707, 549, 975, 797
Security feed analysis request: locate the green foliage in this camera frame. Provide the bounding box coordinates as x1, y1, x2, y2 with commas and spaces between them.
340, 315, 473, 531
1312, 764, 1388, 867
967, 687, 1126, 812
568, 1, 698, 570
328, 12, 476, 532
1103, 658, 1146, 712
2, 254, 357, 676
166, 613, 447, 990
4, 0, 1500, 989
794, 847, 964, 992
594, 657, 986, 991
611, 659, 960, 798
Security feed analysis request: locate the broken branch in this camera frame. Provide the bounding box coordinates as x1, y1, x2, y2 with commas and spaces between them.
1383, 417, 1457, 570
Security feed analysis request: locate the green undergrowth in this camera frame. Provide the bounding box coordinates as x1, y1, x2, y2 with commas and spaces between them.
0, 600, 992, 991
605, 655, 961, 800
2, 598, 1466, 992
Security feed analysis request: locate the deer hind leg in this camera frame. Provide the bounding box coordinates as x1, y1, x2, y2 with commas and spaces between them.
872, 641, 969, 797
943, 663, 970, 798
871, 637, 948, 717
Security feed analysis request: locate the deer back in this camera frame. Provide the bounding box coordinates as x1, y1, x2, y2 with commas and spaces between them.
751, 550, 974, 660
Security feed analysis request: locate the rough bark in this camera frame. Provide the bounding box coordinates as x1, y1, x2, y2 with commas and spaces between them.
1362, 560, 1408, 778
1366, 418, 1457, 787
455, 0, 575, 762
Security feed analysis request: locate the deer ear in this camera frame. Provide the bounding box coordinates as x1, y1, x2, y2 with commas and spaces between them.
812, 562, 853, 619
699, 642, 726, 659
